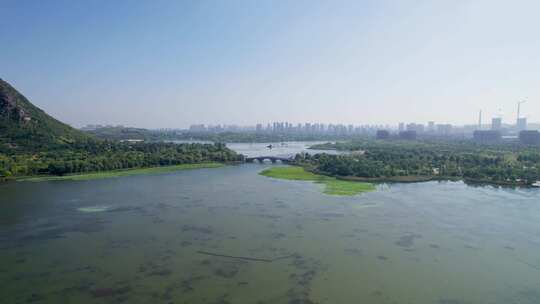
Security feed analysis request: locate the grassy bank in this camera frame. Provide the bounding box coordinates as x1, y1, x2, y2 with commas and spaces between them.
260, 166, 375, 196
335, 175, 439, 183
336, 174, 531, 187
17, 162, 225, 182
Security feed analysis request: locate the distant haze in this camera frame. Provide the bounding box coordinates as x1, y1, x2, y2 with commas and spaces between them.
1, 1, 539, 129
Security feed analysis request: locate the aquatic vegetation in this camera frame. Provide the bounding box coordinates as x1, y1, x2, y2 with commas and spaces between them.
395, 234, 422, 248
148, 269, 172, 277
439, 299, 468, 304
18, 162, 224, 182
91, 286, 131, 298
197, 250, 296, 263
182, 224, 214, 234
259, 166, 375, 196
19, 218, 106, 241
260, 166, 321, 181
324, 179, 375, 195
377, 255, 389, 261
3, 165, 539, 303
213, 265, 239, 278
287, 255, 321, 303
344, 248, 363, 256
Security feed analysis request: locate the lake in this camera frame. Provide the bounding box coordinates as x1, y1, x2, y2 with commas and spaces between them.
1, 151, 540, 303
225, 141, 343, 158
172, 140, 344, 158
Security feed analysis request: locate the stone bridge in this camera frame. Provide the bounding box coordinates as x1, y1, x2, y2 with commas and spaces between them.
245, 156, 294, 164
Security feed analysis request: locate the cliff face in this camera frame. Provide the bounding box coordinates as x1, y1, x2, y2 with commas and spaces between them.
0, 78, 90, 152
0, 79, 32, 122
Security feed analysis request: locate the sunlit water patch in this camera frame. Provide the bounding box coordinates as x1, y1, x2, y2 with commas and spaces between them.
77, 206, 110, 213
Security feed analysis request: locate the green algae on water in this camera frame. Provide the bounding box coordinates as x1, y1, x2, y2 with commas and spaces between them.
17, 162, 225, 182
259, 166, 374, 196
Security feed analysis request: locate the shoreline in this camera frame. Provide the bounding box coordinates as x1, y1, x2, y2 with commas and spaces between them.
3, 160, 535, 188
11, 162, 227, 182
318, 171, 534, 188
301, 144, 538, 188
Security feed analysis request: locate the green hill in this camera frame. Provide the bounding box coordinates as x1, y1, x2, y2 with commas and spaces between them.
0, 78, 243, 179
0, 78, 89, 153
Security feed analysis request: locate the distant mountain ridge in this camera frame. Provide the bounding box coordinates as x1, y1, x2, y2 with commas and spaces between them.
0, 78, 89, 152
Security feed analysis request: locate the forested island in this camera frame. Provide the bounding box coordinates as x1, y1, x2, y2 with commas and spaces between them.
0, 79, 242, 180
299, 140, 540, 186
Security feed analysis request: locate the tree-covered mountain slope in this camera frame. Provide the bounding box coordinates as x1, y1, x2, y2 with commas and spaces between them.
0, 78, 243, 179
0, 78, 89, 152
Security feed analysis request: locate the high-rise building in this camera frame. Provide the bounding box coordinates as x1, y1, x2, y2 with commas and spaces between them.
398, 122, 405, 132
473, 130, 501, 143
406, 123, 424, 133
436, 124, 452, 135
517, 117, 527, 131
376, 130, 390, 139
428, 121, 435, 132
491, 118, 502, 130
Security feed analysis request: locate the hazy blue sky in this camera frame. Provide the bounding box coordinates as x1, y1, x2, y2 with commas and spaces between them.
1, 0, 539, 128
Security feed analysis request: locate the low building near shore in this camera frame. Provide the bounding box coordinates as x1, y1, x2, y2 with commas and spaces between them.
376, 130, 390, 140
473, 130, 501, 143
399, 130, 417, 140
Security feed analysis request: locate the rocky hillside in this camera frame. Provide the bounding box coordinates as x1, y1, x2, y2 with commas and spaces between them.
0, 78, 89, 152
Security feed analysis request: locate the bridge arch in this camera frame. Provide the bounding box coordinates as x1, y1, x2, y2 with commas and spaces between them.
245, 156, 294, 164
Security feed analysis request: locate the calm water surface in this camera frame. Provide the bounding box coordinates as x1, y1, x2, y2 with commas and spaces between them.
172, 140, 343, 157
226, 141, 343, 158
1, 164, 540, 303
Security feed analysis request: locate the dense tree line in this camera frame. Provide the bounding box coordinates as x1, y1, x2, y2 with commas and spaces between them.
298, 140, 540, 185
0, 141, 243, 178
87, 127, 367, 143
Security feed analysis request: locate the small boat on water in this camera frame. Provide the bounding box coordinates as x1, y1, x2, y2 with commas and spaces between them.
533, 181, 540, 187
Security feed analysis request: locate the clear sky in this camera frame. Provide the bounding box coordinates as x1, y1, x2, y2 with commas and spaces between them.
1, 0, 539, 128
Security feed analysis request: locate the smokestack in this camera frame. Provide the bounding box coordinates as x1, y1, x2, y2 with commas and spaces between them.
517, 100, 526, 123
516, 100, 527, 130
478, 110, 482, 130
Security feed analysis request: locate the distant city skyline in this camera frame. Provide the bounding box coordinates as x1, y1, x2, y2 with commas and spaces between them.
2, 1, 540, 128
83, 117, 540, 134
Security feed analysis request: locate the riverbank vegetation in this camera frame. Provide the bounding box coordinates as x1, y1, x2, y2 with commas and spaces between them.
303, 140, 540, 186
87, 127, 363, 143
260, 166, 375, 196
0, 142, 242, 180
